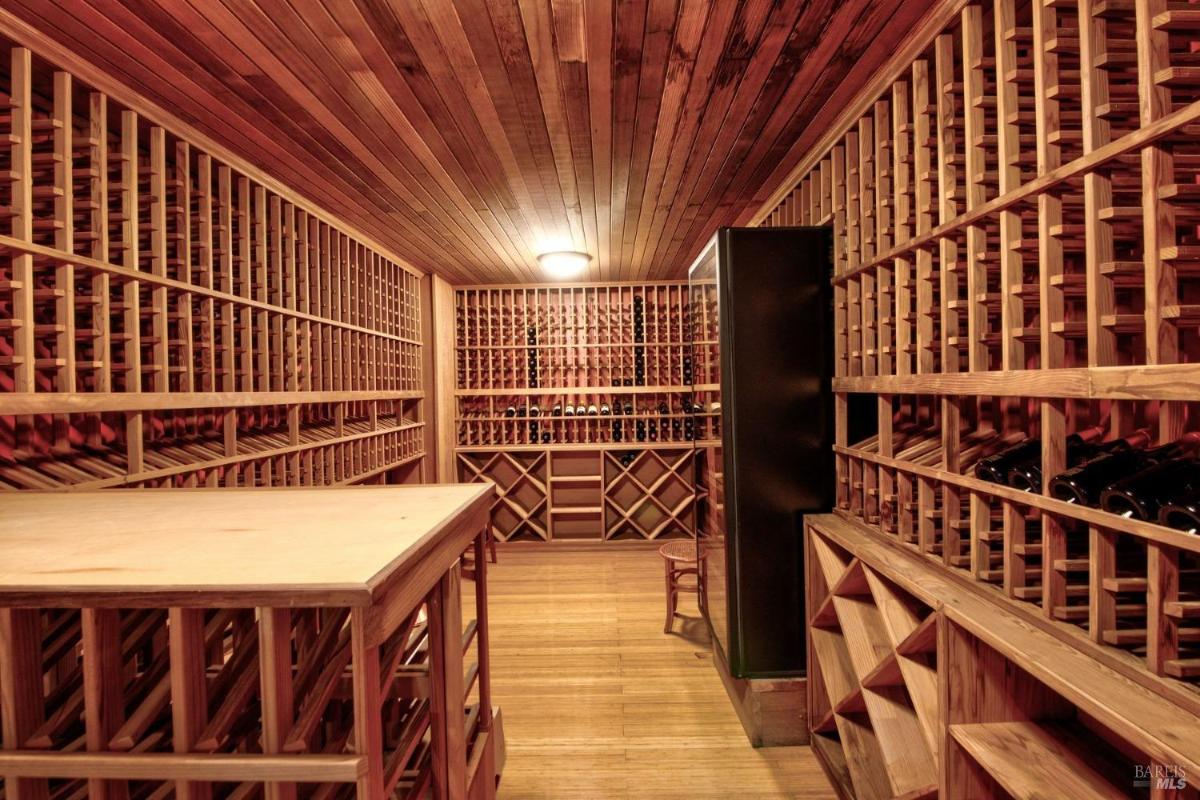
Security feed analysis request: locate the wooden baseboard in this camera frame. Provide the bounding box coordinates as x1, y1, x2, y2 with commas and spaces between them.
711, 649, 809, 747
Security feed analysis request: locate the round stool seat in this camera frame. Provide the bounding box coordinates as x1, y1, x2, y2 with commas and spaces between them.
658, 540, 703, 563
659, 540, 706, 634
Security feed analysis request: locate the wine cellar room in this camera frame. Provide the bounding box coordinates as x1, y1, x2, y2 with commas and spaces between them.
2, 0, 1200, 798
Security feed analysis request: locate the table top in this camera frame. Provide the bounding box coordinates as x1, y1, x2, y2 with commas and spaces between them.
0, 484, 492, 607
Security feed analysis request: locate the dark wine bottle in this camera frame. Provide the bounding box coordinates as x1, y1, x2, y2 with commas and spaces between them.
529, 404, 540, 417
600, 403, 611, 415
504, 405, 516, 418
552, 403, 563, 417
623, 401, 634, 416
1101, 457, 1200, 520
1048, 431, 1184, 507
1007, 427, 1106, 492
976, 440, 1039, 483
564, 405, 575, 417
1160, 491, 1200, 534
587, 404, 598, 416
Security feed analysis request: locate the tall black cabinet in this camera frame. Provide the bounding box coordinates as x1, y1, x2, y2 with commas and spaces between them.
689, 226, 834, 679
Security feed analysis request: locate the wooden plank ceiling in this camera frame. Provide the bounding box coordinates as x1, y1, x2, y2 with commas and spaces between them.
6, 0, 934, 283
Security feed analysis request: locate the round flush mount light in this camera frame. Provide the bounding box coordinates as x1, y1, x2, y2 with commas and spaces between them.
538, 250, 591, 279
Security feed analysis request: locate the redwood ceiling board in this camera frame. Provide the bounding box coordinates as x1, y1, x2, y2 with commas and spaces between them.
4, 0, 935, 283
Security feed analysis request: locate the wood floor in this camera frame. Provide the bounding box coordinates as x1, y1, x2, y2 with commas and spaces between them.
487, 546, 836, 799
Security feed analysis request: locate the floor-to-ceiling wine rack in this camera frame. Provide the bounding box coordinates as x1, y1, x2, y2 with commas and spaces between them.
0, 36, 426, 490
453, 283, 717, 543
751, 0, 1200, 795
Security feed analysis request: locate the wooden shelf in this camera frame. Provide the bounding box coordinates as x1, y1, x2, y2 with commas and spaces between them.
950, 722, 1129, 800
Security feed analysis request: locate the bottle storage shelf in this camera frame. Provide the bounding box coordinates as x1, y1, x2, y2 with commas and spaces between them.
753, 0, 1200, 690
457, 445, 700, 543
455, 281, 719, 543
455, 283, 717, 391
807, 513, 1200, 800
0, 42, 426, 489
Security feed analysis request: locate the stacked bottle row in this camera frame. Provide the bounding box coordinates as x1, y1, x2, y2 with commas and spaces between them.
976, 429, 1200, 534
456, 392, 720, 447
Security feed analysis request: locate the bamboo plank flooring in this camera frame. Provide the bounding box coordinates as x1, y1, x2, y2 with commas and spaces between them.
487, 548, 835, 799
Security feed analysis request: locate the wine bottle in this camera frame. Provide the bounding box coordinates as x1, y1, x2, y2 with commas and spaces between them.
657, 402, 670, 415
976, 439, 1038, 483
552, 403, 563, 417
600, 403, 611, 415
623, 401, 634, 416
1005, 426, 1110, 492
575, 405, 586, 417
504, 405, 516, 418
1160, 488, 1200, 533
529, 404, 541, 418
564, 405, 575, 417
587, 404, 598, 416
1048, 431, 1189, 507
1101, 456, 1200, 520
542, 430, 552, 444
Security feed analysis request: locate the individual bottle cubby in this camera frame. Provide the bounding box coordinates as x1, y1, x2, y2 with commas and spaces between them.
943, 620, 1183, 800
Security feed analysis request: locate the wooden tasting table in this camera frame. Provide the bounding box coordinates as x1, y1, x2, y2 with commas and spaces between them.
0, 484, 499, 800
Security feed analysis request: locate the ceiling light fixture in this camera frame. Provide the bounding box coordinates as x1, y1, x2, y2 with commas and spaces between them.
538, 250, 591, 279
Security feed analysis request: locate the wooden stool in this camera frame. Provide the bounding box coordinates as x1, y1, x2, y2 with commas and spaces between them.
659, 540, 706, 633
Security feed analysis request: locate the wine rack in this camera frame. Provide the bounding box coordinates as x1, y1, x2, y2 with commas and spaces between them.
754, 0, 1200, 691
0, 40, 426, 489
808, 514, 1200, 800
455, 282, 718, 543
455, 283, 717, 391
603, 448, 696, 541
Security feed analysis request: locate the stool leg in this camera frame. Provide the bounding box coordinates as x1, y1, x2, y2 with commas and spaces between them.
488, 529, 498, 564
664, 562, 677, 634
